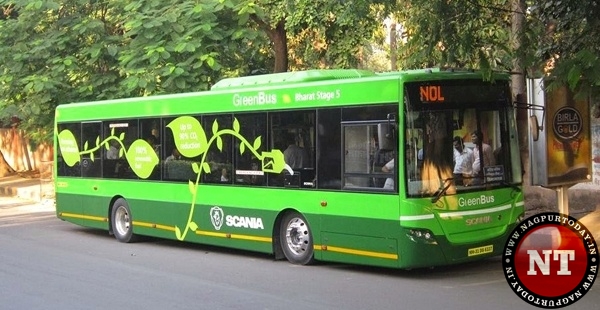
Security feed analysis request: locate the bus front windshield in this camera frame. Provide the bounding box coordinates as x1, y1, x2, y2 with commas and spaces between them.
403, 80, 522, 198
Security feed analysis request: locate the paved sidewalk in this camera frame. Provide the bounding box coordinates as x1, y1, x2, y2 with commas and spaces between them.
0, 173, 54, 200
0, 173, 55, 214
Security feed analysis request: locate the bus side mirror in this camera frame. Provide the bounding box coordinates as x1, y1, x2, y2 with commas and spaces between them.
378, 123, 394, 151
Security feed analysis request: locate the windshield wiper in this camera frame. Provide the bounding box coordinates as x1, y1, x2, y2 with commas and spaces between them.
431, 178, 454, 203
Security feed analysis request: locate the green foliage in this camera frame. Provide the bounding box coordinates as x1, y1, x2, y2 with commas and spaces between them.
118, 0, 260, 94
236, 0, 396, 71
532, 0, 600, 98
394, 0, 515, 72
0, 0, 259, 145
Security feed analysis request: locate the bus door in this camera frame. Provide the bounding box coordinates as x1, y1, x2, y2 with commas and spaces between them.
80, 121, 105, 219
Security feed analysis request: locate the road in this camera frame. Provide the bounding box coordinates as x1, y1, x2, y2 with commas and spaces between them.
1, 198, 598, 310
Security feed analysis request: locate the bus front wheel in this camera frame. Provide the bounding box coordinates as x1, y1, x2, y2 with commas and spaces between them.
111, 198, 138, 243
280, 212, 315, 265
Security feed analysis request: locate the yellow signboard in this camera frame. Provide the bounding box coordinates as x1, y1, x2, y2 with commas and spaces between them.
545, 86, 591, 185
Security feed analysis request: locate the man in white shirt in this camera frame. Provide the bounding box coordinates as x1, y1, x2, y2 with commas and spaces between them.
453, 136, 474, 185
382, 159, 395, 190
106, 141, 120, 159
471, 130, 495, 176
283, 133, 308, 169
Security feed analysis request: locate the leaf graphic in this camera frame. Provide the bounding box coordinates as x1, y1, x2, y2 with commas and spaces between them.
175, 226, 182, 240
189, 222, 198, 231
202, 162, 210, 174
105, 141, 110, 151
239, 142, 245, 154
125, 139, 159, 179
188, 180, 196, 195
84, 141, 89, 151
111, 128, 115, 136
90, 152, 95, 161
212, 119, 219, 135
253, 136, 261, 150
166, 116, 208, 158
216, 136, 223, 151
95, 136, 100, 147
119, 132, 125, 140
192, 162, 200, 174
233, 118, 240, 132
57, 129, 81, 166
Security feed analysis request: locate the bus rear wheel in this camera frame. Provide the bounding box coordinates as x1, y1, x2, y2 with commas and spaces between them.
111, 198, 138, 243
280, 212, 314, 265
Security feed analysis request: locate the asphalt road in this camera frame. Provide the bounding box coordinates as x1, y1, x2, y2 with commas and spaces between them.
1, 198, 598, 310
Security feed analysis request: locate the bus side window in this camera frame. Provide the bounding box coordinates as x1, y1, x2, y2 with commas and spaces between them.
233, 113, 266, 186
81, 122, 102, 178
57, 123, 82, 177
269, 110, 316, 188
199, 114, 233, 185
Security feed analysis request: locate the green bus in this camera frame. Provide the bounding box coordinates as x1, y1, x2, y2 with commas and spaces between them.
54, 68, 524, 269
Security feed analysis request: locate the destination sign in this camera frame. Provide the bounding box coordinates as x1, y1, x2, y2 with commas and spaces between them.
407, 80, 510, 107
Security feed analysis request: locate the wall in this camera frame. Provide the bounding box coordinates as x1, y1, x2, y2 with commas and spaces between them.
0, 128, 53, 172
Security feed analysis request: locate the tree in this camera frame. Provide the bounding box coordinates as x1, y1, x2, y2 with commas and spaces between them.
117, 0, 261, 93
394, 0, 520, 74
0, 0, 257, 148
236, 0, 396, 72
532, 0, 600, 99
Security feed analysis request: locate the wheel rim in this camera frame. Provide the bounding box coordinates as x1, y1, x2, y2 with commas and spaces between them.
114, 205, 130, 237
285, 217, 310, 256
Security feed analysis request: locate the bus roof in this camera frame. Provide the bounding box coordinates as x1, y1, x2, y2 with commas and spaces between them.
55, 68, 508, 122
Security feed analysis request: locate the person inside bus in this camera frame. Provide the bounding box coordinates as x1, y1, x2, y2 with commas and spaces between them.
106, 140, 120, 159
283, 132, 308, 169
146, 135, 160, 157
452, 136, 474, 186
471, 130, 495, 177
381, 158, 394, 190
165, 148, 181, 162
220, 168, 229, 182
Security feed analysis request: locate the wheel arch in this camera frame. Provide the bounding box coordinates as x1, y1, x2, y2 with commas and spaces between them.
107, 195, 125, 236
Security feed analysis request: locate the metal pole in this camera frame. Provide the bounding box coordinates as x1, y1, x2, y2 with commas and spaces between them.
556, 185, 569, 215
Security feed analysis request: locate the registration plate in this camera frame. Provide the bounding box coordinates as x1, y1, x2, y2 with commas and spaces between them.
468, 245, 493, 257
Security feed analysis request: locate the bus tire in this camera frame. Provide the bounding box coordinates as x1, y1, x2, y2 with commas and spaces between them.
280, 211, 315, 265
111, 198, 138, 243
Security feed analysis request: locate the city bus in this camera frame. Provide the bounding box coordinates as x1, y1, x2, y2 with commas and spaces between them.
54, 68, 525, 269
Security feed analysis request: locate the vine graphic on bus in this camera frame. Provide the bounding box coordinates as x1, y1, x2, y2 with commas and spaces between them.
57, 116, 291, 241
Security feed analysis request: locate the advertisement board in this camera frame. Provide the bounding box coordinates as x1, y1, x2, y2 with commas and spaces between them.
528, 79, 592, 187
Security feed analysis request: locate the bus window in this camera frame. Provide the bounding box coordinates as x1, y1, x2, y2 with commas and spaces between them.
81, 122, 102, 178
202, 114, 233, 184
233, 113, 267, 186
316, 108, 342, 189
139, 119, 161, 180
57, 123, 81, 177
342, 122, 395, 191
163, 116, 198, 182
269, 110, 315, 188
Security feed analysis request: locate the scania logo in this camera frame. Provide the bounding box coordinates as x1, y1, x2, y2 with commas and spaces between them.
466, 215, 491, 226
210, 206, 224, 230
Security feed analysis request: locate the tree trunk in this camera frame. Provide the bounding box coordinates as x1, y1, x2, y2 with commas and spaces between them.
268, 20, 288, 73
0, 150, 16, 177
511, 0, 528, 185
390, 21, 397, 71
252, 16, 288, 73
